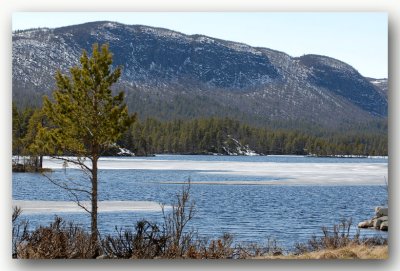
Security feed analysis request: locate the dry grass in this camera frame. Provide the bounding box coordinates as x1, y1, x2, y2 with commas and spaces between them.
255, 219, 388, 260
255, 244, 388, 260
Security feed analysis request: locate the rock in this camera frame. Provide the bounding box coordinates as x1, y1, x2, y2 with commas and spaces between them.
96, 255, 109, 259
375, 206, 388, 217
359, 206, 389, 231
373, 216, 388, 229
358, 220, 372, 228
380, 221, 388, 231
378, 216, 388, 222
373, 218, 382, 229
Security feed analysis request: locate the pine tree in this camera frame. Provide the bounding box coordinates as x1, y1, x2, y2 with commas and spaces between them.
34, 43, 135, 256
12, 102, 21, 156
23, 108, 47, 171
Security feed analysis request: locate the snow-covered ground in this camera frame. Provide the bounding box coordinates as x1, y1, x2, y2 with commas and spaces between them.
43, 157, 387, 186
12, 200, 167, 214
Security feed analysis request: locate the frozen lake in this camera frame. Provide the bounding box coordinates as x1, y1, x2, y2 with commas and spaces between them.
12, 155, 388, 250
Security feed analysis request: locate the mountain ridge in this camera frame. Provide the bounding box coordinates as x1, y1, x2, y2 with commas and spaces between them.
12, 21, 388, 128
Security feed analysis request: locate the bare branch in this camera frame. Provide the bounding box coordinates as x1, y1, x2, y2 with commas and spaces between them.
42, 173, 92, 215
42, 173, 91, 196
69, 191, 92, 215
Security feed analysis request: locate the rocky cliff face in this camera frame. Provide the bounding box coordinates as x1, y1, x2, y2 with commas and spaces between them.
12, 21, 388, 127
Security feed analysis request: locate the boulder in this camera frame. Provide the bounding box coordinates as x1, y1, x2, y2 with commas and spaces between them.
378, 216, 388, 222
373, 218, 382, 229
380, 221, 388, 231
358, 220, 372, 228
375, 206, 388, 217
373, 216, 388, 229
359, 206, 389, 231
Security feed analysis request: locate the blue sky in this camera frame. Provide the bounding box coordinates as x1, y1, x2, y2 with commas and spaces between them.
12, 12, 388, 78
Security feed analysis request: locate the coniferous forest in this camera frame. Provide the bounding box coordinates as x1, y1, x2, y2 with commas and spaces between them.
118, 117, 387, 156
13, 103, 388, 157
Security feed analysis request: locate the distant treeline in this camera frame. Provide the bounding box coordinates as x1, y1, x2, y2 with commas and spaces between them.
13, 104, 388, 157
118, 117, 387, 156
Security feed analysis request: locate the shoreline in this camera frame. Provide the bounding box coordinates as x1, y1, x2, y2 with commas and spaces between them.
254, 244, 388, 260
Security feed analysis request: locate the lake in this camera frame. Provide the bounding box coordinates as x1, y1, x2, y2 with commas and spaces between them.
12, 155, 388, 251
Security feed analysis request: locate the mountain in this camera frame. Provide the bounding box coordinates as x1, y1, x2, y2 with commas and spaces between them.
367, 78, 388, 97
12, 21, 388, 128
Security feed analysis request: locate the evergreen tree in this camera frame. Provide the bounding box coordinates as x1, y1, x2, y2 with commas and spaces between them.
23, 108, 47, 171
34, 44, 135, 256
12, 102, 22, 156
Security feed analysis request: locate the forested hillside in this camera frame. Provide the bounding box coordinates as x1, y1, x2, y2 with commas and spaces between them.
13, 22, 387, 128
12, 22, 388, 157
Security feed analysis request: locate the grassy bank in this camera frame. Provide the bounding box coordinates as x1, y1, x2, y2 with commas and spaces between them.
255, 244, 388, 260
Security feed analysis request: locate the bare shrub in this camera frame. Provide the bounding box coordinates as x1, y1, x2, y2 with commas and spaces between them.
102, 182, 196, 259
131, 220, 167, 259
102, 227, 134, 258
17, 217, 92, 259
102, 181, 237, 259
12, 206, 29, 258
203, 233, 234, 259
294, 218, 387, 255
161, 181, 196, 258
234, 237, 283, 259
186, 233, 235, 259
294, 219, 354, 254
319, 218, 356, 249
361, 236, 387, 246
102, 220, 167, 259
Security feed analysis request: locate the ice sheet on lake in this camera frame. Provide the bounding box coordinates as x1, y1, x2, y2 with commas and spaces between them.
43, 157, 387, 186
13, 200, 166, 214
196, 163, 387, 186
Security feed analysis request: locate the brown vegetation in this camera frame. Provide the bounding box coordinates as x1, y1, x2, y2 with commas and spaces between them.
256, 245, 388, 260
255, 219, 388, 260
292, 218, 387, 255
16, 217, 92, 259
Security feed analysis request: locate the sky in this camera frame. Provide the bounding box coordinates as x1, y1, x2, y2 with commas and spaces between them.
12, 12, 388, 78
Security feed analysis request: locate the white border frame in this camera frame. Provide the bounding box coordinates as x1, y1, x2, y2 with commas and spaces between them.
2, 1, 398, 270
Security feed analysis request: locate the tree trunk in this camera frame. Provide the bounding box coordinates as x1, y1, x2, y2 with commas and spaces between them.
39, 155, 43, 169
34, 156, 39, 172
91, 157, 99, 257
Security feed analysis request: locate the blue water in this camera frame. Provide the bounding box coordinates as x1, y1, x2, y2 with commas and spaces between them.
12, 155, 388, 250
